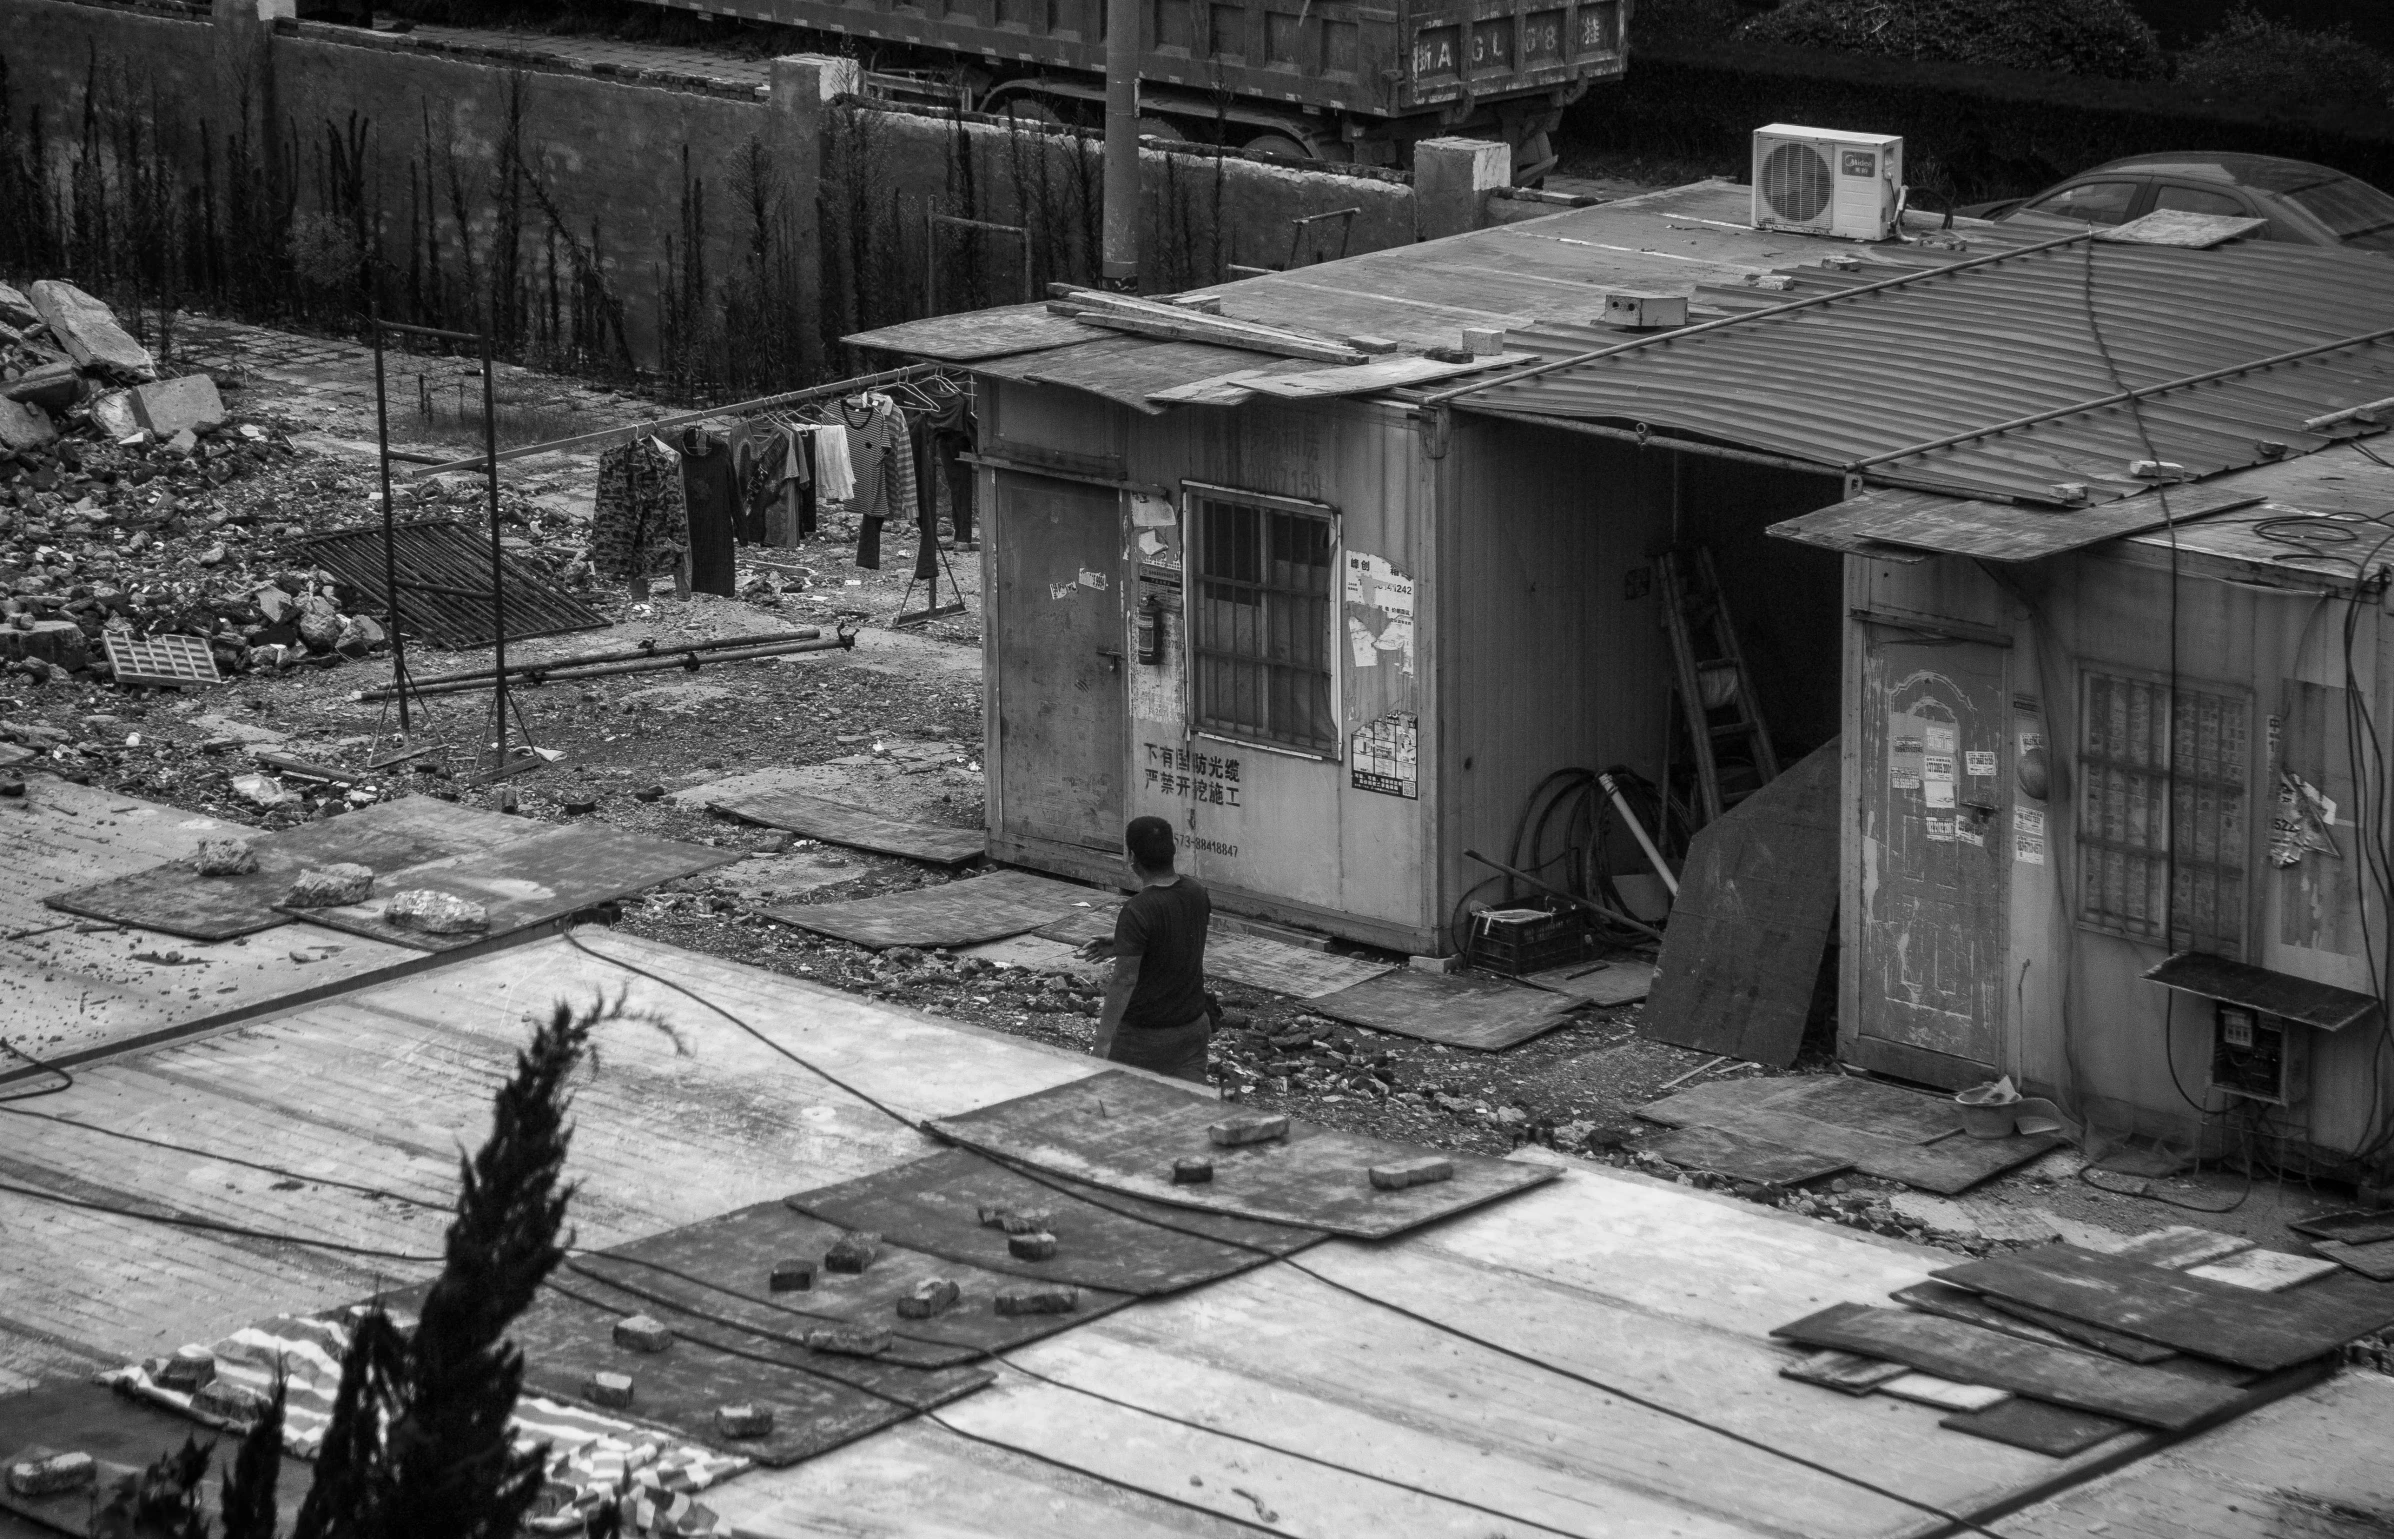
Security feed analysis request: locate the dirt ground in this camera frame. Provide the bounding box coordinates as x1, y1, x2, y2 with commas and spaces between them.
6, 309, 2376, 1283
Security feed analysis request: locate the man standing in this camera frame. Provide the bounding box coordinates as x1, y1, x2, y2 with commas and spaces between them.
1084, 817, 1212, 1084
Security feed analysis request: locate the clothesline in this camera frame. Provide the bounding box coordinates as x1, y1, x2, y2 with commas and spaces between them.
409, 362, 964, 478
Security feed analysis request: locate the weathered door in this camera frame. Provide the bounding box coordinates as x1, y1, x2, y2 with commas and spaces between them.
1855, 631, 2009, 1087
994, 473, 1125, 855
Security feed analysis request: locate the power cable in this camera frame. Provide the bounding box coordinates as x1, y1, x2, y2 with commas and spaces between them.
0, 1037, 75, 1103
0, 1177, 442, 1263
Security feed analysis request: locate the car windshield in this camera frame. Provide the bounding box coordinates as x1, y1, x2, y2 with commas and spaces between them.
2026, 180, 2139, 226
2286, 177, 2394, 250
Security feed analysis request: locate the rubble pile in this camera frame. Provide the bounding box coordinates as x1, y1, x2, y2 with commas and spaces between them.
1, 278, 602, 688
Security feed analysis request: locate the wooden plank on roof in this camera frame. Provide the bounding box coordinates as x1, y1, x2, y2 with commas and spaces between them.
1933, 1243, 2394, 1370
1767, 492, 1939, 562
1771, 1302, 2243, 1429
846, 303, 1103, 361
2098, 209, 2270, 248
1641, 739, 1840, 1067
1240, 351, 1538, 400
2145, 950, 2381, 1032
1861, 485, 2268, 562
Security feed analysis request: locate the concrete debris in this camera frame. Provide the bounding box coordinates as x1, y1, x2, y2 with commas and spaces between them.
587, 1370, 636, 1408
192, 836, 259, 876
130, 374, 228, 437
230, 771, 299, 809
824, 1230, 882, 1273
27, 279, 157, 382
976, 1205, 1054, 1235
284, 862, 373, 907
895, 1277, 961, 1319
995, 1284, 1080, 1316
715, 1403, 775, 1439
150, 1347, 218, 1391
0, 398, 56, 453
1209, 1111, 1290, 1147
89, 389, 139, 440
7, 1451, 96, 1498
804, 1324, 892, 1357
2, 361, 81, 412
384, 888, 490, 935
611, 1314, 674, 1353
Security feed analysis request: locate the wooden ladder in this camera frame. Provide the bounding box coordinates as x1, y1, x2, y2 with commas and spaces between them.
1660, 545, 1780, 828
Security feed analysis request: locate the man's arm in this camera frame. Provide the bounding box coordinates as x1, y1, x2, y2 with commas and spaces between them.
1093, 953, 1142, 1058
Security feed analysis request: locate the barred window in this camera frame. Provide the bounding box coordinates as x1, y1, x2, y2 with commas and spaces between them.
1189, 491, 1336, 755
2077, 669, 2250, 957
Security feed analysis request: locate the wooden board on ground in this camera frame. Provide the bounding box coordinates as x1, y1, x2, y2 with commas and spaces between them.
1204, 930, 1394, 999
2186, 1248, 2345, 1292
2316, 1238, 2394, 1280
1636, 1075, 2062, 1195
1033, 906, 1119, 947
382, 1270, 994, 1469
2291, 1209, 2394, 1245
1934, 1244, 2394, 1372
927, 1069, 1557, 1240
1309, 966, 1578, 1051
1645, 1122, 1853, 1187
0, 779, 437, 1072
289, 822, 738, 951
713, 787, 986, 866
2107, 1225, 2254, 1269
769, 870, 1100, 950
787, 1148, 1322, 1295
1526, 955, 1655, 1007
562, 1198, 1137, 1366
1780, 1349, 1909, 1394
1898, 1282, 2178, 1364
1941, 1399, 2134, 1459
1992, 1365, 2392, 1537
1771, 1302, 2242, 1429
43, 794, 534, 940
958, 934, 1111, 981
0, 1383, 311, 1536
1641, 740, 1841, 1066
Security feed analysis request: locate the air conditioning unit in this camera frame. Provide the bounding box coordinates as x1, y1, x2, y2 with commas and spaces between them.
1751, 125, 1903, 241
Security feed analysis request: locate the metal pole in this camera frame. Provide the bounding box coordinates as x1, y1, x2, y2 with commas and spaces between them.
481, 329, 508, 776
371, 315, 408, 733
1099, 0, 1140, 290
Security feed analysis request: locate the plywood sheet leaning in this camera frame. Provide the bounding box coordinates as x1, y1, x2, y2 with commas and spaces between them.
926, 1069, 1556, 1240
1771, 1302, 2242, 1429
1933, 1243, 2394, 1372
711, 787, 987, 866
1642, 740, 1841, 1066
288, 822, 739, 951
1308, 966, 1578, 1051
788, 1148, 1322, 1295
769, 870, 1101, 950
1636, 1074, 2063, 1195
45, 794, 532, 940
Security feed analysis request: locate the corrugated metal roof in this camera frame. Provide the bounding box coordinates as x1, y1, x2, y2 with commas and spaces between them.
844, 181, 2052, 410
1448, 236, 2394, 503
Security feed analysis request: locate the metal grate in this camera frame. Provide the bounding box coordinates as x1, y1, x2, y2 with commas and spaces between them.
2077, 668, 2250, 958
1189, 493, 1336, 755
297, 517, 609, 650
103, 632, 221, 688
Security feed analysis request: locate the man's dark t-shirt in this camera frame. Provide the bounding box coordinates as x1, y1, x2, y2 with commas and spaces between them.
1113, 877, 1211, 1030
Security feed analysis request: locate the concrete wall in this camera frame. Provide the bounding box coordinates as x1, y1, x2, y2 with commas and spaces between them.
2, 0, 1474, 378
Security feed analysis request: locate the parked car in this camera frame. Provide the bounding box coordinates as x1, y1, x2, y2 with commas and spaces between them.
1957, 153, 2394, 251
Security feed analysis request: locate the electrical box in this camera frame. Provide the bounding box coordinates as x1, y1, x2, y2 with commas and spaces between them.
1751, 125, 1904, 241
1604, 292, 1688, 330
2209, 1001, 2312, 1106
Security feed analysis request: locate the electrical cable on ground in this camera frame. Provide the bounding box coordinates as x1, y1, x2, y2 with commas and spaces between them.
0, 1037, 75, 1103
554, 925, 2005, 1539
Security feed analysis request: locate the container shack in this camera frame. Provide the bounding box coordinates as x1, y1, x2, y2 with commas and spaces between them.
851, 180, 2037, 955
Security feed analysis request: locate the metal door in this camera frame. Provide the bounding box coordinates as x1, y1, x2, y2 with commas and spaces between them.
994, 473, 1125, 854
1855, 631, 2009, 1086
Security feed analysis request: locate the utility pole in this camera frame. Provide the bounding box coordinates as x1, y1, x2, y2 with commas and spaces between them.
1100, 0, 1140, 290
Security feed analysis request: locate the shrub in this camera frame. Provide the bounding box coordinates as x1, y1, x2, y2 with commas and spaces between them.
1739, 0, 2168, 81
2177, 6, 2393, 114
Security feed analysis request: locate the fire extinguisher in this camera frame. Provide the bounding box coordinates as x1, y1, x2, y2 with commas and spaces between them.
1136, 594, 1163, 664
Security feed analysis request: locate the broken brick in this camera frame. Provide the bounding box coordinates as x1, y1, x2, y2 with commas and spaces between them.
1007, 1231, 1058, 1262
587, 1371, 635, 1408
896, 1277, 961, 1319
995, 1284, 1079, 1316
7, 1452, 95, 1498
824, 1231, 882, 1273
805, 1324, 892, 1357
384, 888, 489, 935
1173, 1157, 1214, 1184
283, 862, 373, 908
977, 1205, 1054, 1234
715, 1403, 775, 1440
612, 1314, 674, 1353
1208, 1111, 1289, 1147
193, 836, 259, 876
1369, 1156, 1454, 1190
151, 1347, 217, 1392
769, 1258, 816, 1293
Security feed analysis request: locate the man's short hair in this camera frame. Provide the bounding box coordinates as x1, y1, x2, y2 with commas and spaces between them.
1125, 816, 1176, 871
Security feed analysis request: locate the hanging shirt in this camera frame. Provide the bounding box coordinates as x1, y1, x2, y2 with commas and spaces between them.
813, 424, 856, 502
679, 426, 741, 597
591, 435, 688, 580
839, 393, 917, 527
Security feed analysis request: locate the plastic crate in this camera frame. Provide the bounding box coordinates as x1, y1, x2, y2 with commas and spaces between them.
1468, 904, 1586, 978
